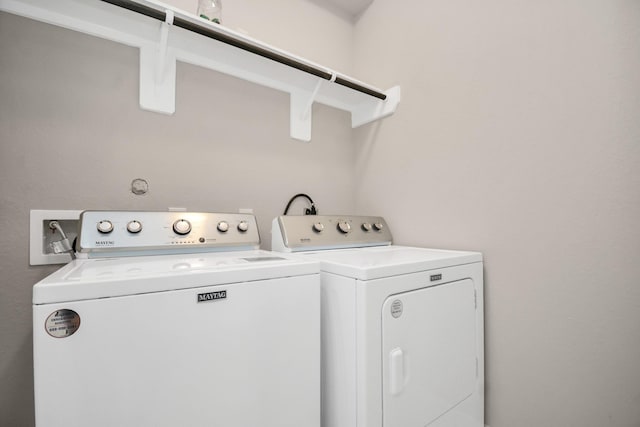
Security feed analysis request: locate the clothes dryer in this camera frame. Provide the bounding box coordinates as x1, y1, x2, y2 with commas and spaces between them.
272, 215, 484, 427
33, 211, 320, 427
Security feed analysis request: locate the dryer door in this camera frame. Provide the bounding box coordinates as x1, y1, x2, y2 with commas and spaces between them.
382, 279, 477, 426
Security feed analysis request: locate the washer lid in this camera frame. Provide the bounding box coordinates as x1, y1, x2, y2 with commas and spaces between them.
33, 250, 319, 304
298, 246, 482, 280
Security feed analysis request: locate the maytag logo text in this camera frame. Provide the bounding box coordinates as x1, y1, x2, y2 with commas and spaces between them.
197, 290, 227, 303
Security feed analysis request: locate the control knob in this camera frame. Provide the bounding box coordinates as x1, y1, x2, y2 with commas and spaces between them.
237, 221, 249, 232
361, 222, 372, 232
337, 221, 351, 234
173, 219, 192, 235
97, 220, 114, 234
312, 222, 324, 233
217, 221, 229, 232
373, 222, 384, 232
127, 220, 142, 234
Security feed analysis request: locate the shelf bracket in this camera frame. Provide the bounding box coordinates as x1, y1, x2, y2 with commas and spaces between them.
351, 85, 402, 128
290, 72, 336, 142
139, 9, 176, 115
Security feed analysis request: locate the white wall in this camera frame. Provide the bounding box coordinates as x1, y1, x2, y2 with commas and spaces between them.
353, 1, 640, 426
0, 2, 355, 425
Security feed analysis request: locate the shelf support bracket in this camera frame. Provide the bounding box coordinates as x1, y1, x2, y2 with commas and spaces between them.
139, 9, 177, 115
290, 72, 336, 142
351, 85, 402, 128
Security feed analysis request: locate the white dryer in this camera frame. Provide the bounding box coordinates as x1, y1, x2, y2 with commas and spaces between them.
272, 215, 484, 427
33, 211, 320, 427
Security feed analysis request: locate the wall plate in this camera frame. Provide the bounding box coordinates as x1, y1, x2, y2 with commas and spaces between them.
30, 209, 83, 266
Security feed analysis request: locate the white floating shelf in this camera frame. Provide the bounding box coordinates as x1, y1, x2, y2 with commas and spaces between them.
0, 0, 400, 142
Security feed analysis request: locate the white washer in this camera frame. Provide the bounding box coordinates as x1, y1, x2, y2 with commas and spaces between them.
33, 211, 320, 427
272, 215, 484, 427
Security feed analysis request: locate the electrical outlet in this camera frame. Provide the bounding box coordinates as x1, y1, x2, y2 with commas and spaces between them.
30, 210, 83, 265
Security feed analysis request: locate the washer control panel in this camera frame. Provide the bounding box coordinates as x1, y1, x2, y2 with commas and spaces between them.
272, 215, 392, 252
78, 211, 260, 257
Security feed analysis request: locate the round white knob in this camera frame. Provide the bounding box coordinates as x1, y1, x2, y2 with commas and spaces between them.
217, 221, 229, 232
337, 221, 351, 234
127, 220, 142, 234
312, 222, 324, 232
173, 219, 191, 235
373, 222, 384, 231
97, 220, 113, 234
237, 221, 249, 232
362, 223, 372, 232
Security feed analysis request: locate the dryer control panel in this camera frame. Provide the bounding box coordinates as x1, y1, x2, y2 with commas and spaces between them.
77, 211, 260, 257
272, 215, 392, 252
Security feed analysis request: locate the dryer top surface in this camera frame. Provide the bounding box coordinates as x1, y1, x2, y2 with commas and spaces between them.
297, 245, 482, 280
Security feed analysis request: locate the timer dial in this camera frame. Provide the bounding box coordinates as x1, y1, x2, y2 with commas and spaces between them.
173, 219, 191, 235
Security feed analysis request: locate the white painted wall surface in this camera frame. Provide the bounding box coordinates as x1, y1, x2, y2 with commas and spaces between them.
353, 1, 640, 426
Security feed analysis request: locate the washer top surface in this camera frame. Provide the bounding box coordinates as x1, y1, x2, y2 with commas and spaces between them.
296, 245, 482, 280
33, 250, 319, 304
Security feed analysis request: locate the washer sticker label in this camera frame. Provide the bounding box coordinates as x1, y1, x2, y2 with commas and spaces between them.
197, 290, 227, 303
391, 299, 403, 318
430, 274, 442, 282
45, 309, 80, 338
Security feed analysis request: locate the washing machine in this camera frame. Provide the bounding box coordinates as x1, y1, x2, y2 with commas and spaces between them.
33, 211, 320, 427
272, 215, 484, 427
